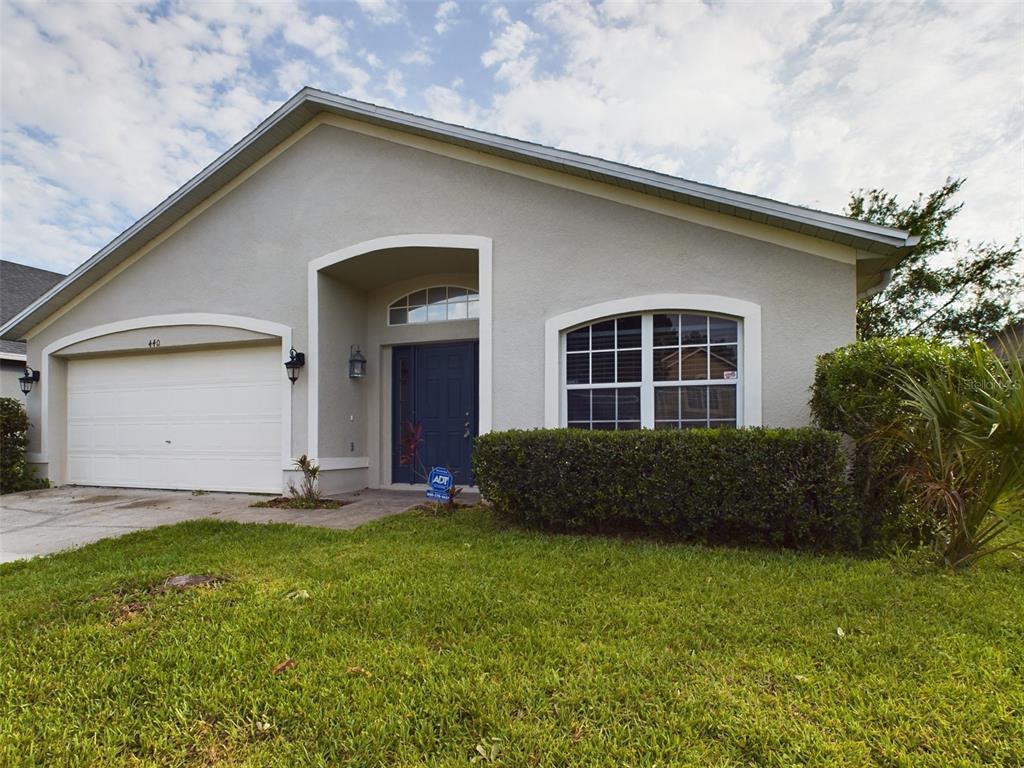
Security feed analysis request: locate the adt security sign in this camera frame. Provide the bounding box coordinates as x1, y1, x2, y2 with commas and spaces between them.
426, 466, 453, 501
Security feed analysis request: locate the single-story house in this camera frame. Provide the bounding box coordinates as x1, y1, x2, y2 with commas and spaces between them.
1, 261, 65, 398
0, 87, 918, 495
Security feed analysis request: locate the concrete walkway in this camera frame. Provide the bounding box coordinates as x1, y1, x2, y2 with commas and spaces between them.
0, 486, 438, 563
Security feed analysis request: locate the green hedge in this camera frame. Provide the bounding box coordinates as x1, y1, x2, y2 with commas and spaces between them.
1, 397, 35, 494
472, 428, 859, 551
810, 338, 979, 547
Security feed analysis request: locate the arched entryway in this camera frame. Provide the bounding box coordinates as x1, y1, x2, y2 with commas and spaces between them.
307, 235, 492, 490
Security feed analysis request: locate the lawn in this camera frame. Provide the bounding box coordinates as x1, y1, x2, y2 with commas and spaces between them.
1, 509, 1021, 767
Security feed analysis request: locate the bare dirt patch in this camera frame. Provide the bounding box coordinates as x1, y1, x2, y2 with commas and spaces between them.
112, 601, 147, 624
157, 574, 223, 591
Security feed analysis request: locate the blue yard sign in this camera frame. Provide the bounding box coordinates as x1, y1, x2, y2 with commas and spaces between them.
426, 466, 453, 501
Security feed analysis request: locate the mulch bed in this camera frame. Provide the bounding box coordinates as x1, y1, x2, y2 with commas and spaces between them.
250, 497, 347, 510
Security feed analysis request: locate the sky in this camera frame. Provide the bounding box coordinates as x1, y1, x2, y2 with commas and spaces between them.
1, 0, 1022, 275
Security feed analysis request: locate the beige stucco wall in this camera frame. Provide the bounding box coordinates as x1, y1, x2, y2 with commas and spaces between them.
22, 119, 856, 486
1, 359, 26, 399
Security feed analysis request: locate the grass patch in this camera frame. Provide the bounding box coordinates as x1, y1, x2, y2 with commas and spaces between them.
249, 496, 346, 510
1, 509, 1021, 766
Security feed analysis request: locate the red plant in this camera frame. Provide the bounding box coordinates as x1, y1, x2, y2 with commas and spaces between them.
399, 421, 423, 467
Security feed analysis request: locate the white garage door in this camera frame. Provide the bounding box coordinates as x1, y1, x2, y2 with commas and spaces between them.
67, 345, 282, 493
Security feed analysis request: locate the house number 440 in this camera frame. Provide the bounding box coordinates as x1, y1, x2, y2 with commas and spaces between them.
148, 338, 161, 348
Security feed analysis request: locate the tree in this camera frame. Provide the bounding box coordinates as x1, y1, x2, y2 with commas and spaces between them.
849, 177, 1023, 342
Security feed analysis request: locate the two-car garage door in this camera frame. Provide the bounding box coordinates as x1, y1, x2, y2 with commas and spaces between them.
66, 345, 282, 493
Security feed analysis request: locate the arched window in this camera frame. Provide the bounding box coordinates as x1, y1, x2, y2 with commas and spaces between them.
564, 312, 741, 429
388, 286, 479, 325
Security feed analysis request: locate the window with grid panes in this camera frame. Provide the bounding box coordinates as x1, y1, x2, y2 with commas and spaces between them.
563, 313, 740, 429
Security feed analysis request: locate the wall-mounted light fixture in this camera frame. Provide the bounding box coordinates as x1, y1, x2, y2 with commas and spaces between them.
19, 366, 40, 396
348, 345, 367, 379
284, 347, 306, 385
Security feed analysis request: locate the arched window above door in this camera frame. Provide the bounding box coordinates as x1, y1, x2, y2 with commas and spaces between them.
388, 286, 479, 325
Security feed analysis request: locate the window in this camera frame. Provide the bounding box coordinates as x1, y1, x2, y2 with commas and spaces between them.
389, 286, 479, 325
565, 316, 642, 430
563, 312, 741, 429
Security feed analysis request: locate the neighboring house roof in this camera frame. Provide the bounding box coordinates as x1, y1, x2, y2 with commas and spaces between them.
0, 261, 65, 356
0, 87, 919, 341
988, 321, 1023, 359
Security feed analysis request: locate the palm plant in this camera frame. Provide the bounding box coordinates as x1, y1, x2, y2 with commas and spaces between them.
876, 341, 1023, 568
289, 454, 322, 505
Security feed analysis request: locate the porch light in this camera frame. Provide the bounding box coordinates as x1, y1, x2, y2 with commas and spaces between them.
19, 367, 40, 396
348, 345, 367, 379
284, 347, 305, 385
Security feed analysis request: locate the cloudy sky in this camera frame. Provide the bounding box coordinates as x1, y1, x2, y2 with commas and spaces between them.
1, 1, 1021, 275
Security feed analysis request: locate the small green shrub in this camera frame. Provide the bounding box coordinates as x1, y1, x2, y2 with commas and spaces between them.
810, 337, 976, 438
472, 428, 859, 551
288, 454, 322, 504
1, 397, 45, 494
810, 338, 979, 546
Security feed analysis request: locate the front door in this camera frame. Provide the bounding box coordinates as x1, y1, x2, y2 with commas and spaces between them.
392, 342, 478, 485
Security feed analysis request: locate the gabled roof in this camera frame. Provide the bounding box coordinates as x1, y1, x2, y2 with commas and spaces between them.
0, 261, 65, 355
1, 87, 918, 341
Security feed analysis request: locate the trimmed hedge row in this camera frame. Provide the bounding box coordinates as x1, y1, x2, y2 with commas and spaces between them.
472, 428, 859, 551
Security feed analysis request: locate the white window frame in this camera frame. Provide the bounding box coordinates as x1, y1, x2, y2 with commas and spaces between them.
544, 294, 762, 428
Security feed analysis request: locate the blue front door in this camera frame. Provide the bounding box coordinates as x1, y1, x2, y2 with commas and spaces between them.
392, 342, 478, 485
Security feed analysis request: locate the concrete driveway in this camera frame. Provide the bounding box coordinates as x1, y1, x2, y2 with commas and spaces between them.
0, 486, 429, 563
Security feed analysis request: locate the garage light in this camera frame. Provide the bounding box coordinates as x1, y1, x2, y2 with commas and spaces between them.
348, 345, 367, 379
19, 366, 40, 396
284, 347, 306, 385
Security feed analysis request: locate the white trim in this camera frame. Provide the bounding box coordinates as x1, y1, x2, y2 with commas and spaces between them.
0, 352, 27, 362
37, 314, 294, 477
545, 294, 762, 428
315, 456, 370, 470
308, 234, 493, 464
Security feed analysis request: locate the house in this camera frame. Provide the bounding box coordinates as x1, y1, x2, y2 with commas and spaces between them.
0, 88, 918, 495
988, 321, 1022, 359
1, 261, 65, 398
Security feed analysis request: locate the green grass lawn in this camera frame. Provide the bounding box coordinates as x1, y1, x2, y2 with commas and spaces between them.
1, 509, 1021, 767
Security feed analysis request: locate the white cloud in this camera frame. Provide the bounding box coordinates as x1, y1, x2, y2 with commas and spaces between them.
481, 20, 537, 69
464, 0, 1022, 246
0, 1, 373, 272
399, 48, 432, 66
384, 68, 406, 99
356, 0, 404, 26
434, 1, 459, 35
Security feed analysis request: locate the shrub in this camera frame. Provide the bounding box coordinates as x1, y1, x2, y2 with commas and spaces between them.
810, 337, 976, 438
472, 428, 859, 551
1, 397, 38, 494
288, 454, 322, 505
810, 338, 979, 546
873, 342, 1023, 568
